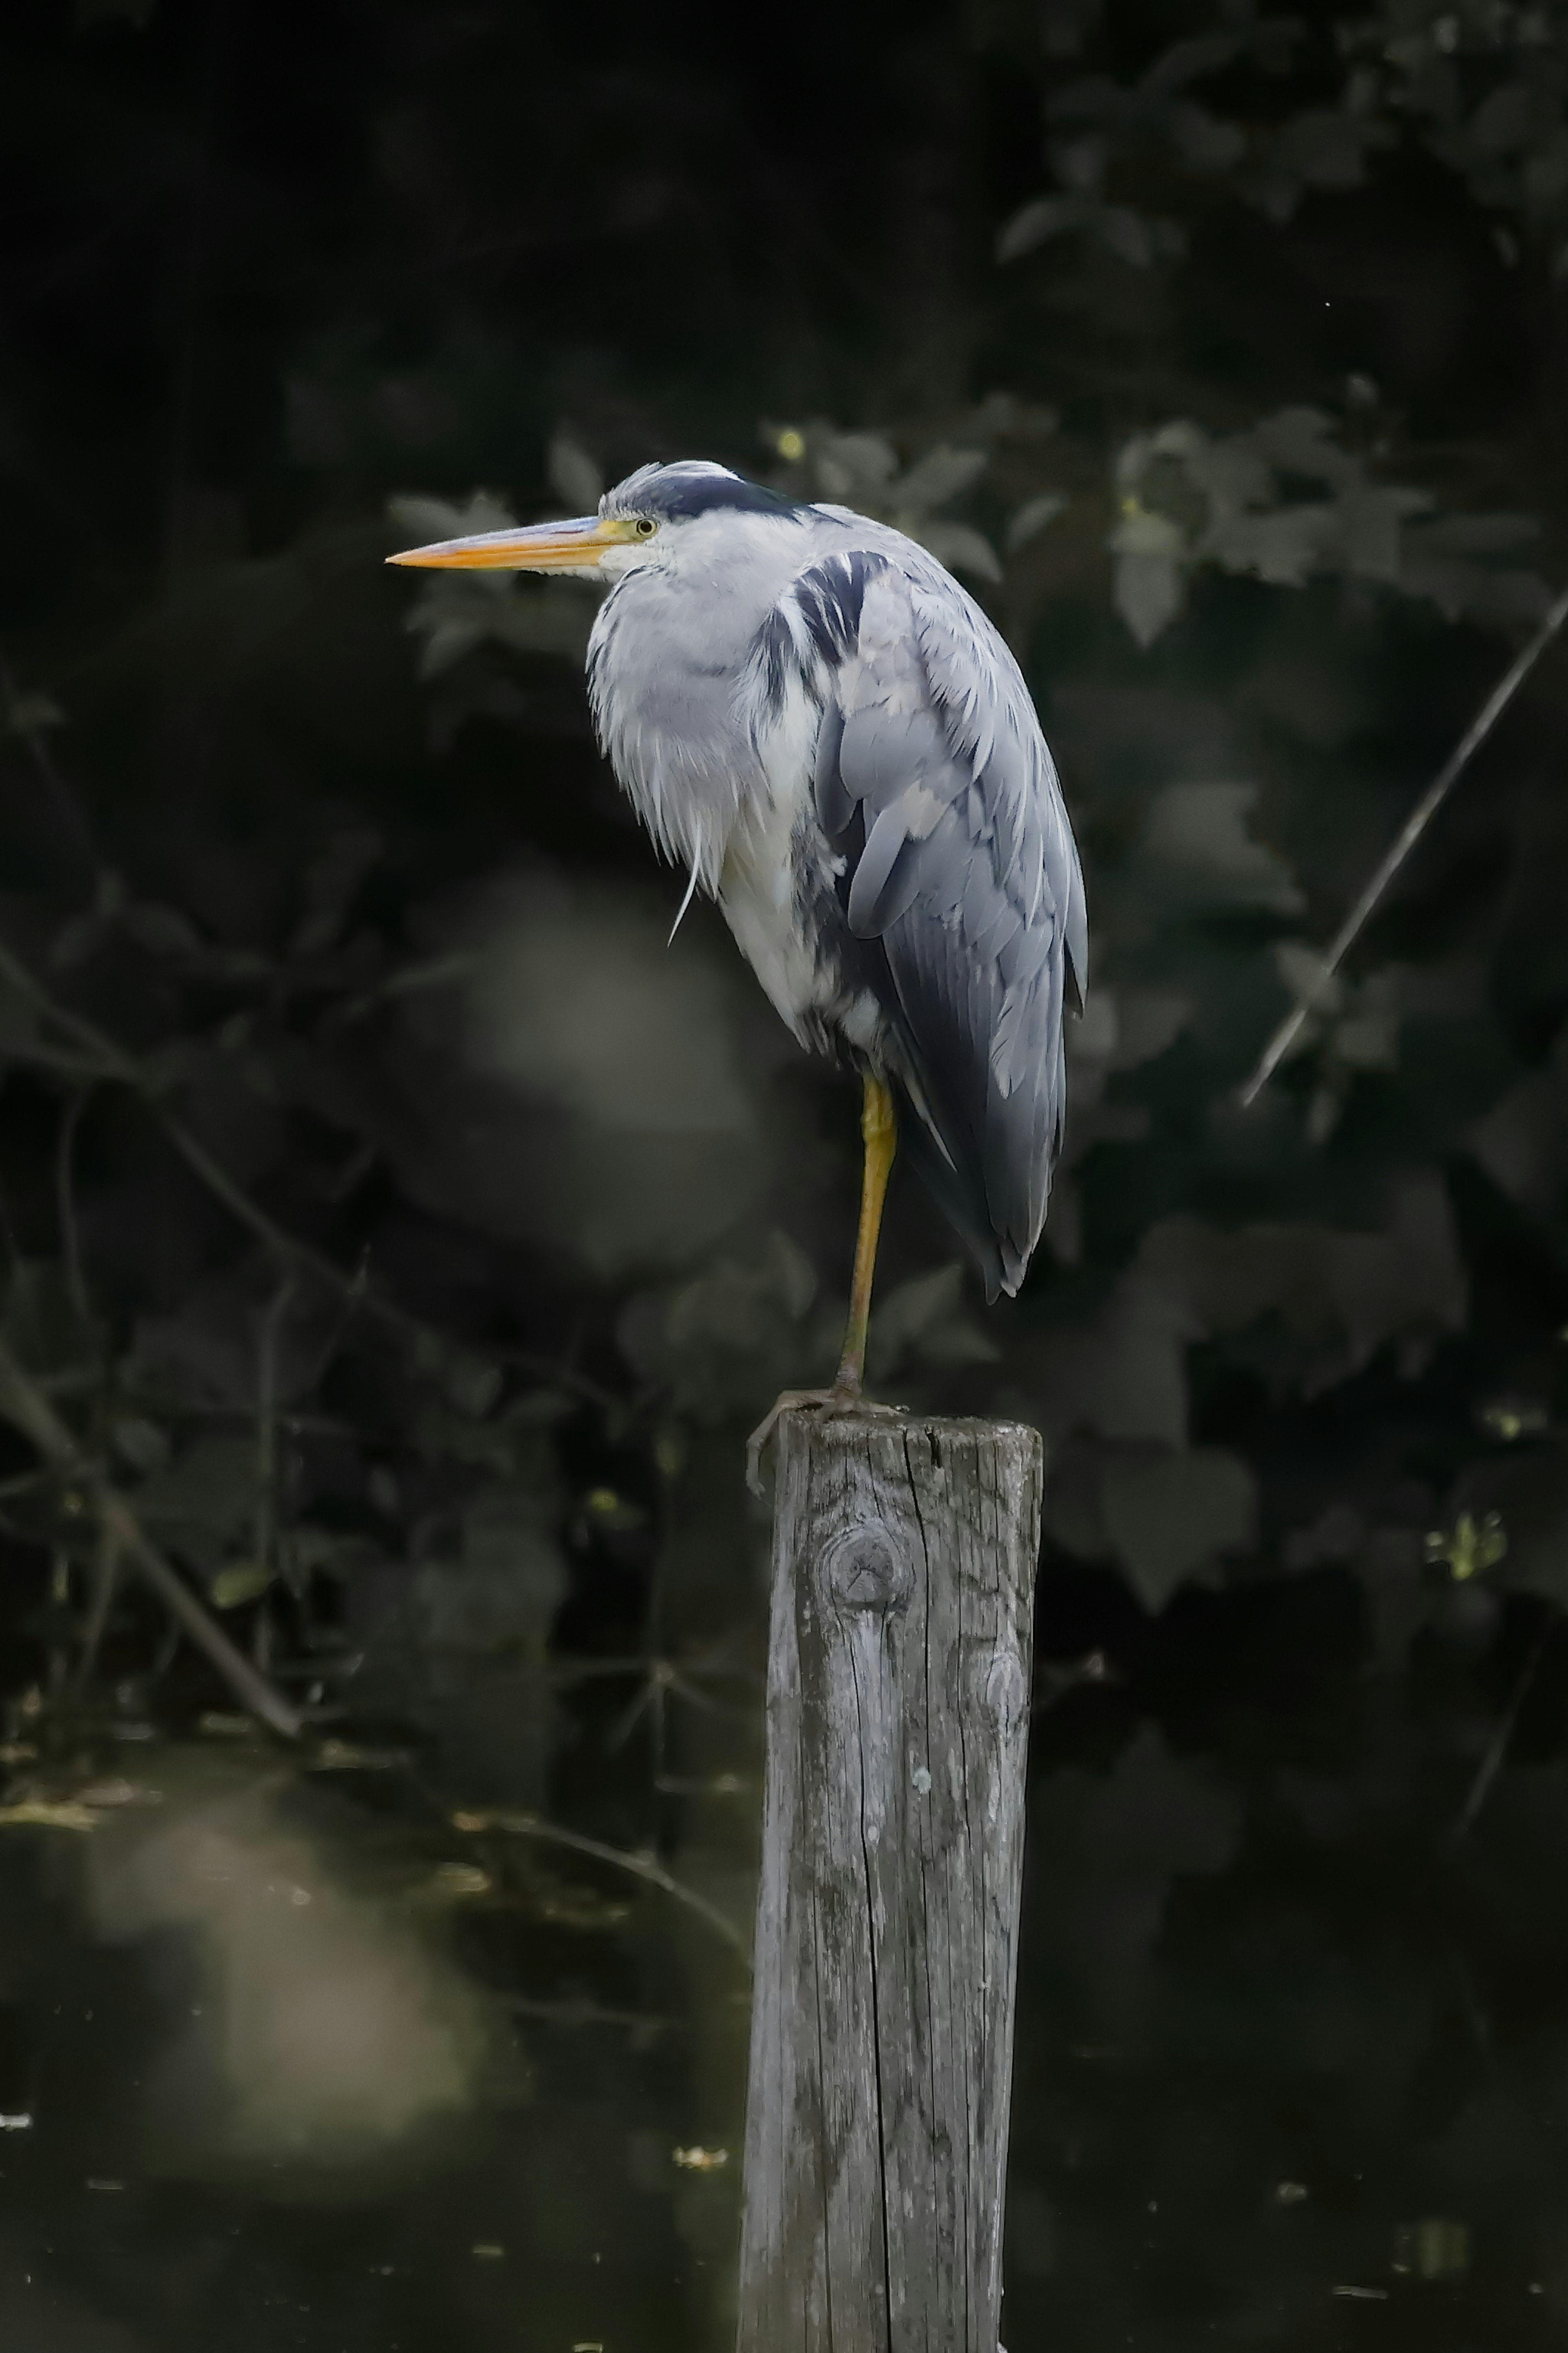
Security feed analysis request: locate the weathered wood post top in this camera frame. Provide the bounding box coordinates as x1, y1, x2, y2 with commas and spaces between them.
738, 1405, 1045, 2353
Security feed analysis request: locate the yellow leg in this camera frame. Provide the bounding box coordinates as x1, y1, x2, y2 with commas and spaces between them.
833, 1075, 896, 1396
744, 1074, 903, 1494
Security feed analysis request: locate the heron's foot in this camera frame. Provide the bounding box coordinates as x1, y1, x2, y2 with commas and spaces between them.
745, 1386, 909, 1498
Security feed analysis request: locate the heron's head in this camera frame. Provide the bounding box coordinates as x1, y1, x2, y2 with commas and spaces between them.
386, 460, 802, 583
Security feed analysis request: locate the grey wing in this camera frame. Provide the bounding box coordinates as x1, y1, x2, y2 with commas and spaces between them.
816, 559, 1087, 1297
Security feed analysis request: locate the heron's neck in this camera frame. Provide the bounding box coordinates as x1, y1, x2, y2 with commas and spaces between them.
588, 519, 818, 890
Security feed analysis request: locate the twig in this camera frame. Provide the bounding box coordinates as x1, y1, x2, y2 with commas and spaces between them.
1450, 1628, 1548, 1843
73, 1517, 122, 1696
0, 654, 96, 864
0, 1333, 301, 1740
249, 1274, 297, 1668
46, 1548, 71, 1699
254, 1272, 297, 1577
506, 1992, 679, 2037
54, 1089, 93, 1338
546, 1651, 759, 1689
0, 927, 614, 1408
1240, 582, 1568, 1107
451, 1805, 749, 1962
337, 947, 480, 1024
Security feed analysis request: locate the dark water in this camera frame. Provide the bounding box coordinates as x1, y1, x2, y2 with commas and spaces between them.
2, 1554, 1564, 2353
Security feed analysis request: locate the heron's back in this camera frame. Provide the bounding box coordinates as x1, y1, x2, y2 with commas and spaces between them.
593, 506, 1087, 1297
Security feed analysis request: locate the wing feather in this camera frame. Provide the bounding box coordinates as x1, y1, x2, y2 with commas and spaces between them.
803, 557, 1086, 1295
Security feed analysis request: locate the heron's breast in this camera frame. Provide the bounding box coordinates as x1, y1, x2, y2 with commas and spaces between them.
715, 771, 830, 1040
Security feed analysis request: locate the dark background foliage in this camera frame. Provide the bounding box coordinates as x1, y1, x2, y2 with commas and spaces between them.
2, 0, 1568, 2346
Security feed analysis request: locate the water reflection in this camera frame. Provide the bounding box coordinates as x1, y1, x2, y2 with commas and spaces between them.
83, 1756, 498, 2182
3, 1570, 1566, 2351
0, 1739, 713, 2352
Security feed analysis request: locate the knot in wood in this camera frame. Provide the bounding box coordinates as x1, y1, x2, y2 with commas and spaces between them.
981, 1647, 1028, 1736
823, 1520, 911, 1618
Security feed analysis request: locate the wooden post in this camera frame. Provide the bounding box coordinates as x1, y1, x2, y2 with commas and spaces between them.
737, 1407, 1045, 2353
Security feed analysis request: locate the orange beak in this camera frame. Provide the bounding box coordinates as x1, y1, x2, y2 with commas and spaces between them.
385, 514, 643, 571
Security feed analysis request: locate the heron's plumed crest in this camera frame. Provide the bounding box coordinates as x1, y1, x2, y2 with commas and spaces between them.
604, 461, 801, 525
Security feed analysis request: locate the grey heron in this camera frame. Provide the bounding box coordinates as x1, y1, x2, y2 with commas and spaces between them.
390, 460, 1087, 1469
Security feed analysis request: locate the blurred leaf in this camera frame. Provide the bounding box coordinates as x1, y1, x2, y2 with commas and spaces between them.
111, 1417, 169, 1475
1136, 1172, 1468, 1391
894, 444, 989, 512
1007, 492, 1069, 552
998, 195, 1078, 260
0, 969, 43, 1057
1423, 1510, 1506, 1581
1025, 1279, 1192, 1451
1468, 1023, 1568, 1217
447, 1358, 502, 1419
1452, 1437, 1568, 1603
135, 1438, 259, 1569
998, 192, 1175, 267
210, 1560, 274, 1611
5, 691, 65, 735
1100, 1445, 1257, 1609
814, 432, 900, 500
1105, 407, 1545, 642
546, 430, 603, 514
1137, 782, 1304, 913
916, 521, 1002, 584
1401, 513, 1553, 626
1477, 1395, 1549, 1443
1111, 988, 1192, 1069
388, 489, 519, 550
1096, 204, 1162, 266
292, 829, 382, 957
122, 902, 203, 958
2, 1261, 100, 1380
1247, 107, 1396, 221
50, 910, 110, 972
619, 1230, 826, 1419
1107, 503, 1187, 644
413, 1483, 567, 1650
867, 1263, 998, 1383
581, 1486, 648, 1534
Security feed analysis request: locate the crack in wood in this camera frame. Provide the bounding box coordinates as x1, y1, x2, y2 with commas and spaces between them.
737, 1408, 1044, 2353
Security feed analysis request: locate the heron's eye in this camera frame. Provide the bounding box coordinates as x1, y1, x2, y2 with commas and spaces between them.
634, 517, 658, 538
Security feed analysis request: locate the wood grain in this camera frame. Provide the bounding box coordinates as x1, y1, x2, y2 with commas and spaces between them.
737, 1407, 1044, 2353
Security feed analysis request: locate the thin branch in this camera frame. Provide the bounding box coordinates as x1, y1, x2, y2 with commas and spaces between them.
0, 1468, 50, 1502
1240, 582, 1568, 1107
0, 654, 96, 865
253, 1272, 298, 1579
55, 1088, 93, 1339
73, 1517, 122, 1696
0, 1041, 112, 1085
451, 1805, 749, 1962
249, 1273, 297, 1669
46, 1547, 71, 1700
506, 1992, 679, 2037
0, 1332, 301, 1740
0, 927, 614, 1408
337, 947, 480, 1024
1450, 1628, 1549, 1843
546, 1651, 759, 1689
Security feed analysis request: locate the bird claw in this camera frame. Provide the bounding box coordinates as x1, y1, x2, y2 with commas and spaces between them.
745, 1388, 909, 1498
